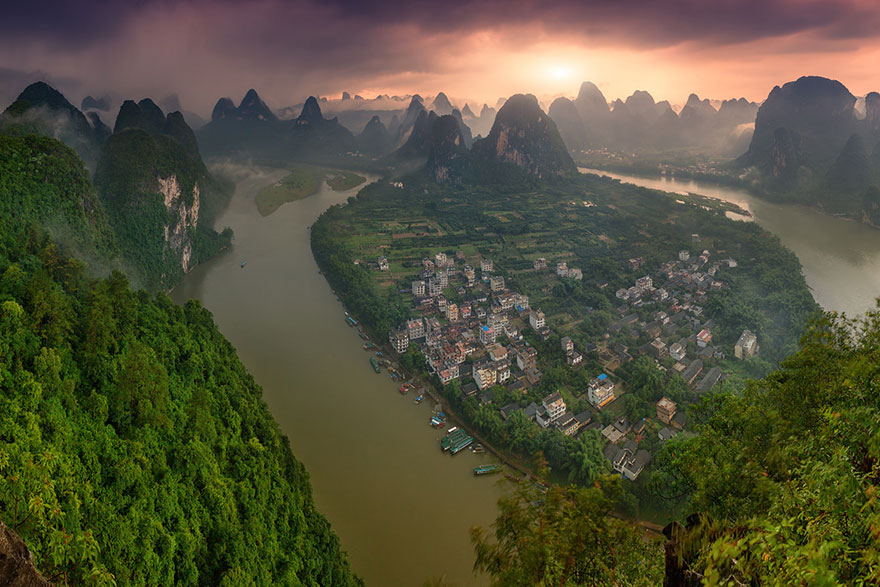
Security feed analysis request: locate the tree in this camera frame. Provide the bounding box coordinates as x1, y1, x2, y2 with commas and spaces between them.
471, 478, 663, 586
566, 430, 608, 485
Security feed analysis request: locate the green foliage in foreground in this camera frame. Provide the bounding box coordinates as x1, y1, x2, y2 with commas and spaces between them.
471, 477, 664, 586
653, 309, 880, 583
0, 230, 361, 586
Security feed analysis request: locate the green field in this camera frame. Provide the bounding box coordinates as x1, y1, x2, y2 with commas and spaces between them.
256, 167, 366, 216
255, 165, 321, 216
327, 170, 366, 192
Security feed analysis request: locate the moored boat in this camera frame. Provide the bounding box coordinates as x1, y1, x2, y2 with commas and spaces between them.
370, 356, 381, 373
413, 394, 424, 404
474, 464, 503, 476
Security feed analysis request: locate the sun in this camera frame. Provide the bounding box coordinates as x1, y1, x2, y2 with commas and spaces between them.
547, 64, 573, 81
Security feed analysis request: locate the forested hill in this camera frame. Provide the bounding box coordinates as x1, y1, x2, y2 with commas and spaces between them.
0, 134, 117, 261
653, 309, 880, 584
0, 139, 360, 583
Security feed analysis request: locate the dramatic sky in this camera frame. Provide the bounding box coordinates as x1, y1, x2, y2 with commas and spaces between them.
2, 0, 879, 114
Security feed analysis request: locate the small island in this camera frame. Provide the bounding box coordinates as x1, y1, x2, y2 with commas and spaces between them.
256, 165, 365, 216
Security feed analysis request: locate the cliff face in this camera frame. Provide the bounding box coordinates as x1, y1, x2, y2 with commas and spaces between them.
159, 174, 200, 274
0, 522, 50, 587
97, 99, 231, 290
426, 114, 469, 184
472, 93, 577, 179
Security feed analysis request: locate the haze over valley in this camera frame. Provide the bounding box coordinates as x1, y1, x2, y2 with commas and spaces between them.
2, 1, 880, 586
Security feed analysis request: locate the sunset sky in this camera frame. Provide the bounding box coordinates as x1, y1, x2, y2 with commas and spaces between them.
2, 0, 879, 114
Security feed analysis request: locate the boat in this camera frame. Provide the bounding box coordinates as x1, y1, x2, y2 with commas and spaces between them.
369, 356, 381, 374
399, 383, 413, 395
413, 394, 424, 404
363, 342, 376, 350
345, 316, 358, 327
471, 444, 485, 454
474, 464, 503, 476
240, 260, 247, 267
440, 427, 473, 454
430, 412, 446, 428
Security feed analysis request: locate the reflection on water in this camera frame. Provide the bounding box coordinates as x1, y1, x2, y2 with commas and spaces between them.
581, 168, 880, 317
172, 166, 502, 586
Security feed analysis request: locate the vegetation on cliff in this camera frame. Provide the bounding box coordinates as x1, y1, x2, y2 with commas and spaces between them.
0, 140, 361, 585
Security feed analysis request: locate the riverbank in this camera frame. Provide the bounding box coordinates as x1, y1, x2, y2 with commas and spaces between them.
173, 164, 504, 586
255, 165, 366, 216
579, 168, 880, 317
580, 164, 880, 230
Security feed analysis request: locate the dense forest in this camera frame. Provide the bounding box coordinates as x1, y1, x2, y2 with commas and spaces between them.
649, 308, 880, 583
0, 134, 360, 585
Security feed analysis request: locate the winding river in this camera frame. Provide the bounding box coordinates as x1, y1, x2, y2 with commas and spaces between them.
171, 165, 502, 586
581, 168, 880, 317
169, 163, 880, 585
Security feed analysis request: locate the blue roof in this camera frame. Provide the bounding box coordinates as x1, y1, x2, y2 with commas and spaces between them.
598, 373, 608, 380
481, 325, 490, 332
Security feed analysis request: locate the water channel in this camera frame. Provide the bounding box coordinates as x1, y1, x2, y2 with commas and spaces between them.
581, 168, 880, 317
171, 165, 503, 586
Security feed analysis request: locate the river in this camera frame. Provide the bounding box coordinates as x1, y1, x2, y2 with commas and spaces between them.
171, 165, 503, 586
580, 168, 880, 317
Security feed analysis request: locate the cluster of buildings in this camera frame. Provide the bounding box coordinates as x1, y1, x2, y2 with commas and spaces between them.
600, 250, 755, 395
386, 247, 759, 484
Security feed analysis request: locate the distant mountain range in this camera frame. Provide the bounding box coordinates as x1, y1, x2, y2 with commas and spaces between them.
198, 89, 355, 163
548, 81, 758, 156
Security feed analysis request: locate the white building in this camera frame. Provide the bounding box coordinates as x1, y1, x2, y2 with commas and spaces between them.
734, 330, 758, 359
529, 309, 546, 331
480, 258, 494, 273
556, 262, 568, 277
479, 325, 497, 345
588, 374, 616, 409
412, 280, 426, 297
542, 392, 566, 422
489, 275, 505, 292
390, 329, 409, 354
669, 342, 686, 362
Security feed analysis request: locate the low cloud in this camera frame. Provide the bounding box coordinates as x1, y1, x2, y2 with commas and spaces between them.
1, 0, 878, 114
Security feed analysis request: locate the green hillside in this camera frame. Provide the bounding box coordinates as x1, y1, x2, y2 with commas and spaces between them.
0, 135, 360, 585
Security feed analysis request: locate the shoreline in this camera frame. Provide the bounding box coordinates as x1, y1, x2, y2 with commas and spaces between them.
329, 287, 667, 538
580, 165, 878, 230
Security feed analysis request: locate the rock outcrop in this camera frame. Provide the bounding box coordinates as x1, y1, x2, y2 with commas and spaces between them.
471, 93, 577, 179
0, 521, 51, 587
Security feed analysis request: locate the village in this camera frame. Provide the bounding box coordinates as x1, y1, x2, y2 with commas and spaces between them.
384, 245, 760, 482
